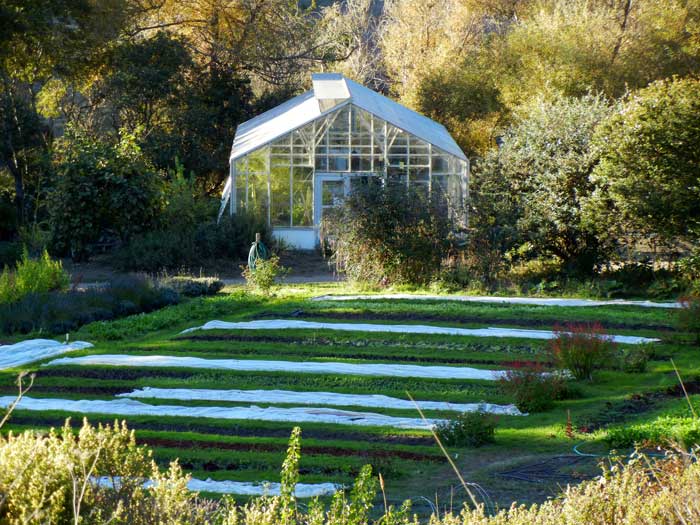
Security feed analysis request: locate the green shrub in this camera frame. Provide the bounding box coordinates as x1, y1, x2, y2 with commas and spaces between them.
0, 275, 179, 335
49, 128, 162, 261
242, 254, 288, 295
113, 212, 270, 272
619, 346, 653, 373
435, 409, 497, 447
549, 322, 615, 381
0, 249, 69, 304
606, 416, 700, 449
499, 362, 567, 413
678, 295, 700, 344
678, 248, 700, 291
321, 179, 458, 286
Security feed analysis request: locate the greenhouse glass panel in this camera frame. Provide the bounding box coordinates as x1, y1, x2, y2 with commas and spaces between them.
292, 167, 313, 226
270, 165, 291, 226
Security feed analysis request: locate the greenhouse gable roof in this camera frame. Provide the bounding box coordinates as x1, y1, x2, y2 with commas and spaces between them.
230, 73, 467, 163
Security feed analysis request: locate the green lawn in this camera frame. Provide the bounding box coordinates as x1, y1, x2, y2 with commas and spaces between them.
0, 283, 696, 515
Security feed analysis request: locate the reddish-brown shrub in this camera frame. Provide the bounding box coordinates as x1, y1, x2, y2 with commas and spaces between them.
549, 322, 615, 381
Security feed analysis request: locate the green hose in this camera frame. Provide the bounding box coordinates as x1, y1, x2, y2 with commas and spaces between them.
248, 239, 269, 271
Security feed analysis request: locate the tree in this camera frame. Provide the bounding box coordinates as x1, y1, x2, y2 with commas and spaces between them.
477, 93, 614, 274
0, 0, 131, 224
87, 31, 252, 193
590, 77, 700, 245
144, 0, 346, 86
415, 63, 504, 157
497, 0, 700, 107
318, 0, 384, 87
97, 31, 192, 137
49, 128, 162, 261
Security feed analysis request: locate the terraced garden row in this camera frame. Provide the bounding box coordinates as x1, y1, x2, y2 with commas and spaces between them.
0, 286, 696, 513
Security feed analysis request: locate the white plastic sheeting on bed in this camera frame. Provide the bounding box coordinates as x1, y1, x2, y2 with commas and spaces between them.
0, 339, 93, 370
180, 319, 659, 345
120, 387, 525, 416
46, 354, 506, 380
312, 294, 681, 309
0, 396, 440, 429
94, 476, 341, 497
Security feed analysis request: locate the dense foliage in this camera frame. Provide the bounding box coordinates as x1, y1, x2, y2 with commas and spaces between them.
591, 77, 700, 245
475, 95, 614, 275
322, 180, 456, 286
499, 362, 567, 413
112, 167, 270, 271
435, 410, 497, 448
678, 295, 700, 344
49, 129, 162, 261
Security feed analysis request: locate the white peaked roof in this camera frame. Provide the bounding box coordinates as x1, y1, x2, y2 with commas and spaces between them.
230, 73, 467, 162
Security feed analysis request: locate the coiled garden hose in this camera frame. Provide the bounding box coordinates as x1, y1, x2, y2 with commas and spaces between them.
248, 239, 269, 271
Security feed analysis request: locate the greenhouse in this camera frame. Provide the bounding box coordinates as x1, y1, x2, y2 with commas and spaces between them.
220, 73, 469, 249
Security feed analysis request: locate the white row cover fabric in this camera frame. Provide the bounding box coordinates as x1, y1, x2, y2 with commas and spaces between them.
120, 387, 525, 416
0, 396, 439, 429
312, 294, 682, 309
94, 476, 341, 497
231, 73, 466, 162
0, 339, 93, 370
46, 354, 506, 381
180, 319, 659, 345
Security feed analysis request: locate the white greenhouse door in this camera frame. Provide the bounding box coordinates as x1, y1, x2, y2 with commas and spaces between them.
314, 174, 348, 226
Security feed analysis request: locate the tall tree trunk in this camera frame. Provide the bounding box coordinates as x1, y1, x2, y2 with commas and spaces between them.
611, 0, 633, 67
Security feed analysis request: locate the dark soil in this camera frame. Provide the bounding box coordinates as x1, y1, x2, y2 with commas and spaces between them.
580, 378, 700, 432
163, 343, 541, 366
141, 436, 441, 461
0, 385, 126, 396
6, 413, 435, 446
287, 310, 672, 332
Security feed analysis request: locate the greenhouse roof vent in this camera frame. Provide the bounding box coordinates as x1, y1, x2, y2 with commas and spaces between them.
312, 73, 350, 112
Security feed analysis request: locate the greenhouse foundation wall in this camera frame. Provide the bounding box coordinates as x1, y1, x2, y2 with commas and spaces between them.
272, 227, 317, 250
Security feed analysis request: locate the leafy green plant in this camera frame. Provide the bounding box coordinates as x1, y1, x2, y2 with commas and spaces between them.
619, 346, 653, 373
242, 254, 288, 295
678, 295, 700, 344
0, 248, 69, 304
499, 362, 566, 413
549, 322, 615, 381
435, 409, 497, 447
606, 416, 700, 449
